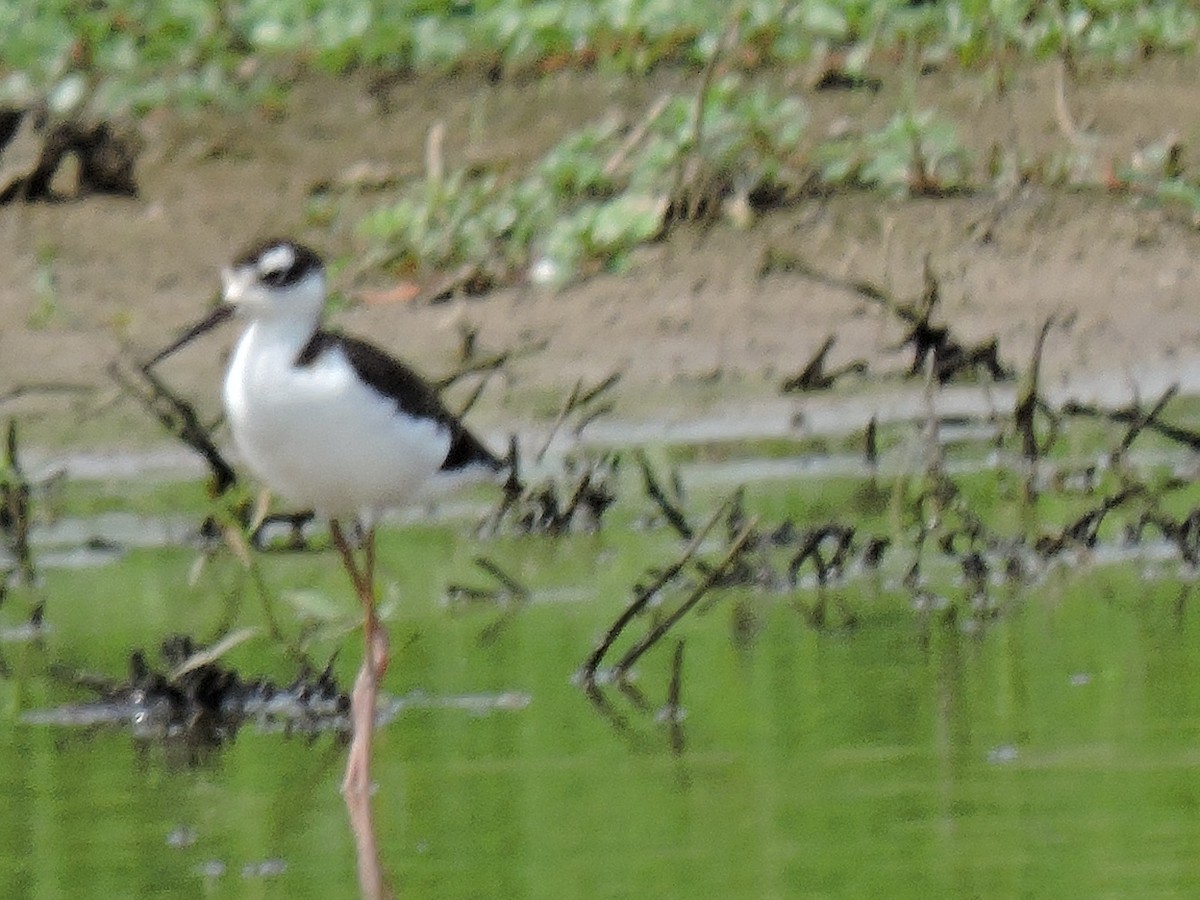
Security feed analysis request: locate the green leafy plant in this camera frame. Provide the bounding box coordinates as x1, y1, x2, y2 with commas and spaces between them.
815, 108, 970, 196
6, 0, 1198, 121
359, 73, 809, 286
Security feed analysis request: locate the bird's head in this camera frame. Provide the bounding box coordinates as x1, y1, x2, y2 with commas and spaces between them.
142, 238, 328, 369
222, 239, 327, 325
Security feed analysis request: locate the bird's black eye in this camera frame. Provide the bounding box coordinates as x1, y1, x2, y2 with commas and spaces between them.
260, 257, 295, 288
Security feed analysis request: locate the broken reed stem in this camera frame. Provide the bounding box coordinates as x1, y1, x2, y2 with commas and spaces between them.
614, 518, 758, 676
453, 375, 491, 419
581, 494, 734, 681
575, 401, 616, 437
1016, 315, 1055, 502
434, 350, 511, 392
780, 334, 836, 392
559, 468, 597, 525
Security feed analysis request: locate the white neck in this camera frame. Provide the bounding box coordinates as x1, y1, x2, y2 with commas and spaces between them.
241, 312, 318, 357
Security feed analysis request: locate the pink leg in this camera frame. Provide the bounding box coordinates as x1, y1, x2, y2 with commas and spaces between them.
330, 520, 392, 900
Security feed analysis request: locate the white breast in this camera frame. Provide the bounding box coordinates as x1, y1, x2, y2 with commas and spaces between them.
223, 322, 452, 518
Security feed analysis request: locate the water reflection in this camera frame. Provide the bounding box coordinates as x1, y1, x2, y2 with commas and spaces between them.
582, 673, 687, 756
24, 632, 530, 769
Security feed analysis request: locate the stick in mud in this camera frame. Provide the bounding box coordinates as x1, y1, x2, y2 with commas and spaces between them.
780, 335, 838, 392
789, 339, 868, 392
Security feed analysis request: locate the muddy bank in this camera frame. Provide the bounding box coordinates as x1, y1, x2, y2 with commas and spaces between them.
2, 60, 1200, 450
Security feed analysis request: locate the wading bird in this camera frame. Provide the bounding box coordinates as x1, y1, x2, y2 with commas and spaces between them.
150, 238, 506, 898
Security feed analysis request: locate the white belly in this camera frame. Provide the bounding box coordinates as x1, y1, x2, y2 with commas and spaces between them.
223, 325, 452, 518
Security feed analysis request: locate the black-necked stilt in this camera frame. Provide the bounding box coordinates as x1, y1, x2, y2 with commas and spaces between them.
152, 238, 505, 824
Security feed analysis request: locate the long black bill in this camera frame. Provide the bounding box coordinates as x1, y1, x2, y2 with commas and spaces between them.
142, 303, 236, 371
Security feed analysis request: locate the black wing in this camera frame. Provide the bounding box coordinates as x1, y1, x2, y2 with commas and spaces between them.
296, 330, 502, 474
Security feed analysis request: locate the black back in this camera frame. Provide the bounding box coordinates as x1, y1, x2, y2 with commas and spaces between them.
295, 330, 502, 474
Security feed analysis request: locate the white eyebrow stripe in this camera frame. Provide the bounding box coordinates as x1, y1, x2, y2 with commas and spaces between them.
259, 244, 296, 276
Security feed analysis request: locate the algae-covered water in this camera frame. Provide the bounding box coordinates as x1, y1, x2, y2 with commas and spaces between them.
4, 425, 1200, 899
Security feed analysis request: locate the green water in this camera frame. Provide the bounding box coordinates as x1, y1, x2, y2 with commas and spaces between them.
4, 472, 1200, 899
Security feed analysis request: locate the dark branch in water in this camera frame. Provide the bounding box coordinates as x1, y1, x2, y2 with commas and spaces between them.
1061, 394, 1200, 452
864, 416, 879, 469
1112, 384, 1178, 464
636, 451, 692, 540
1015, 315, 1057, 464
665, 640, 685, 716
581, 496, 733, 685
486, 449, 616, 536
1136, 509, 1200, 567
614, 518, 757, 676
1034, 486, 1142, 556
535, 371, 622, 462
446, 557, 531, 647
473, 556, 530, 601
664, 639, 687, 755
45, 633, 347, 751
786, 525, 856, 587
1, 420, 34, 584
